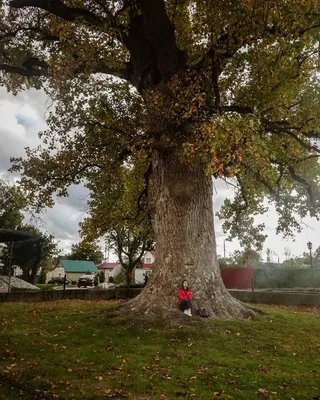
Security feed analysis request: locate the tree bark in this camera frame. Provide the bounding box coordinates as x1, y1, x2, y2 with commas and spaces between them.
130, 151, 254, 320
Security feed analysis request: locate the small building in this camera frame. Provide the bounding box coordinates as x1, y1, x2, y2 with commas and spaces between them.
47, 260, 98, 283
141, 251, 155, 267
134, 267, 152, 284
97, 262, 121, 281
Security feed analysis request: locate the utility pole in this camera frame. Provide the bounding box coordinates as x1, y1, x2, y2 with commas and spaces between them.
7, 241, 13, 293
307, 241, 314, 291
223, 240, 226, 260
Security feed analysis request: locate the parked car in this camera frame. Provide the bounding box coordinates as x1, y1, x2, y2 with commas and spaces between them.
48, 276, 71, 285
77, 274, 95, 288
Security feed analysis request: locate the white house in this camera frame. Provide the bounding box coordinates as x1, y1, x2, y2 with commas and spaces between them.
141, 251, 155, 267
134, 267, 152, 284
97, 262, 122, 281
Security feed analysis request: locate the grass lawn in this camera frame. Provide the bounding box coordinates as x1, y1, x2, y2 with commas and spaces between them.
0, 301, 319, 400
36, 284, 63, 291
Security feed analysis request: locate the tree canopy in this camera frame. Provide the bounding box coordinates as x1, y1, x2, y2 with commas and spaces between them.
2, 0, 320, 249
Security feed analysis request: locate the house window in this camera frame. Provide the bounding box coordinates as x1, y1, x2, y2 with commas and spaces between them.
146, 257, 152, 264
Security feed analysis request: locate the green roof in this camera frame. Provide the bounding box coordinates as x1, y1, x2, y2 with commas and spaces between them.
60, 260, 98, 273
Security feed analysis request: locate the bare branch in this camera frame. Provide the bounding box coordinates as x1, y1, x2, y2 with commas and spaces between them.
222, 105, 254, 114
0, 56, 131, 81
0, 58, 48, 77
0, 26, 59, 41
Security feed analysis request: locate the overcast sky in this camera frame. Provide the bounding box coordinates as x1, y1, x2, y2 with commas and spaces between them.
0, 87, 319, 261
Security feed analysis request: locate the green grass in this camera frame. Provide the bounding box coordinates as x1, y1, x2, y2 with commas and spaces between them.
36, 284, 63, 290
0, 301, 319, 400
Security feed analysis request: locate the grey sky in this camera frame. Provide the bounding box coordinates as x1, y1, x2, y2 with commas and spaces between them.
0, 87, 319, 260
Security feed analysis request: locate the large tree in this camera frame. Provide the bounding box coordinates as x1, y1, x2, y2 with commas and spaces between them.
2, 1, 320, 318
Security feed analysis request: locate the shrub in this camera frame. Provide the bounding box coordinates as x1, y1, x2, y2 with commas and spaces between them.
99, 271, 105, 283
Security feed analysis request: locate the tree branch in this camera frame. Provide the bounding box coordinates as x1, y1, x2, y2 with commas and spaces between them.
288, 166, 318, 212
10, 0, 105, 25
222, 105, 254, 114
0, 26, 59, 41
0, 56, 131, 81
261, 119, 320, 153
0, 58, 48, 77
244, 165, 278, 200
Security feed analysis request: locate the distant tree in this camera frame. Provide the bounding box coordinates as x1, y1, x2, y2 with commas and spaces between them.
1, 225, 58, 283
67, 241, 103, 264
80, 157, 154, 288
314, 246, 320, 261
231, 248, 261, 267
81, 156, 153, 264
37, 268, 47, 284
107, 228, 154, 289
99, 271, 105, 284
266, 248, 272, 263
0, 180, 25, 229
284, 247, 292, 261
218, 257, 228, 268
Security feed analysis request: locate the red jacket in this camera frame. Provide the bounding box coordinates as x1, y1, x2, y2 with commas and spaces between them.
178, 288, 192, 302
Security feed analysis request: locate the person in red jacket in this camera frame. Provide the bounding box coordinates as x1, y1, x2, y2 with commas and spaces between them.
178, 280, 193, 317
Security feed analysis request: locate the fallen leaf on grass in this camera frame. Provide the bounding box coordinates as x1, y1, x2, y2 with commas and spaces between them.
258, 364, 269, 373
213, 391, 225, 397
96, 376, 103, 381
258, 388, 267, 394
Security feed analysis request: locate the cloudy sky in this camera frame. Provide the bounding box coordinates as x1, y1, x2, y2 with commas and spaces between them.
0, 86, 319, 261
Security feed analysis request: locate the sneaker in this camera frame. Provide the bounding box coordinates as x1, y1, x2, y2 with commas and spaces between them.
184, 310, 189, 315
187, 309, 192, 317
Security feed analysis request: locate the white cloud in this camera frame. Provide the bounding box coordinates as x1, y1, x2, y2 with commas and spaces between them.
0, 88, 83, 251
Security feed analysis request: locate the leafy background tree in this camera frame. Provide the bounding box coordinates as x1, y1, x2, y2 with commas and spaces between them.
229, 248, 262, 268
66, 240, 103, 264
1, 225, 58, 284
2, 0, 320, 318
0, 180, 25, 230
80, 155, 154, 286
107, 228, 154, 288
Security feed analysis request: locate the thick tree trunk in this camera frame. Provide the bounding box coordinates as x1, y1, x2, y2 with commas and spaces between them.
130, 152, 254, 320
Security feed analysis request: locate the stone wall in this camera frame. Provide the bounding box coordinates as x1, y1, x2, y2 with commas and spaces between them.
1, 288, 320, 308
0, 288, 141, 303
